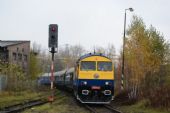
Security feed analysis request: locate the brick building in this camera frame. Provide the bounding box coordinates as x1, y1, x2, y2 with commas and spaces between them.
0, 40, 30, 73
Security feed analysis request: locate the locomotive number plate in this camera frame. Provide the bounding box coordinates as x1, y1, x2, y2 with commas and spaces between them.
91, 86, 101, 90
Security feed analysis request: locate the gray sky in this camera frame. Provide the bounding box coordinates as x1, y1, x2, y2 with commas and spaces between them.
0, 0, 170, 54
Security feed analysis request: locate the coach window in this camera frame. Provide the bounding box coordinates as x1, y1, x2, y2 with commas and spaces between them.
97, 62, 112, 71
80, 61, 96, 71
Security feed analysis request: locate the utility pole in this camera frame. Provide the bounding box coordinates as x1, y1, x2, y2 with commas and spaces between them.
121, 8, 134, 90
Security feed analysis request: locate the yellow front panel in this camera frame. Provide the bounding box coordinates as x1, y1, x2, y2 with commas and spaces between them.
78, 56, 114, 80
78, 71, 114, 80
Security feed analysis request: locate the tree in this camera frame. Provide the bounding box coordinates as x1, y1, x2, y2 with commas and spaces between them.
105, 44, 116, 60
70, 44, 86, 66
94, 46, 105, 54
0, 62, 25, 91
124, 15, 169, 100
29, 50, 42, 79
54, 44, 86, 71
32, 42, 41, 55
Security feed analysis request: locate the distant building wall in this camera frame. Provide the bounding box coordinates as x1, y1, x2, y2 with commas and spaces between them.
0, 41, 30, 75
7, 41, 30, 74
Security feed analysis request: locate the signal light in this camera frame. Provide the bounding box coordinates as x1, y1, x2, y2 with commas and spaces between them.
51, 27, 56, 32
49, 24, 58, 48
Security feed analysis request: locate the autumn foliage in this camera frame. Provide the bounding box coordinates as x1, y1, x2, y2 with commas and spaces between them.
122, 15, 170, 108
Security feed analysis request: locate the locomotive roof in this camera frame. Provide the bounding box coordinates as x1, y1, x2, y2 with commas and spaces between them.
78, 53, 110, 61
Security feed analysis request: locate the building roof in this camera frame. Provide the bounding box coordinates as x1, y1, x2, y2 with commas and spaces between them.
0, 40, 30, 47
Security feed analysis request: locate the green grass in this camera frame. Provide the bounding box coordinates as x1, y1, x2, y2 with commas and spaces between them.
0, 90, 48, 108
23, 92, 89, 113
120, 100, 170, 113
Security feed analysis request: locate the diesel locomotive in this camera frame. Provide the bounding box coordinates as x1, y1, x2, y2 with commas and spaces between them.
73, 53, 114, 104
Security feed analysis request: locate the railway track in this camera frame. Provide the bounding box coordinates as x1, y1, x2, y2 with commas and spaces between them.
84, 104, 122, 113
0, 99, 47, 113
0, 89, 60, 113
57, 88, 123, 113
103, 105, 122, 113
1, 88, 122, 113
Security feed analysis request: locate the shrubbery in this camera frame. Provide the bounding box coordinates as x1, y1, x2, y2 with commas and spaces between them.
0, 62, 38, 92
120, 15, 170, 110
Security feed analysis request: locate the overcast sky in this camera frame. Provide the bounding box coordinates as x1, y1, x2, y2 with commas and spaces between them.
0, 0, 170, 54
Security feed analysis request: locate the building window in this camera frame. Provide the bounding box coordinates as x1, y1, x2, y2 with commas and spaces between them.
24, 55, 27, 61
22, 48, 24, 52
18, 53, 22, 61
13, 53, 17, 60
17, 47, 19, 51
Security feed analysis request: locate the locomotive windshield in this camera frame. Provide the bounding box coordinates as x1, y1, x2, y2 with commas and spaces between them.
80, 61, 96, 71
97, 61, 112, 71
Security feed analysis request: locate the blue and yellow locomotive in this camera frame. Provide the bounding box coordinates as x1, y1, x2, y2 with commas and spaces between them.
73, 53, 114, 104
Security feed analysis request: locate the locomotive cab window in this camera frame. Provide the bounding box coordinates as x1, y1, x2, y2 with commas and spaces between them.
80, 61, 96, 71
97, 61, 112, 71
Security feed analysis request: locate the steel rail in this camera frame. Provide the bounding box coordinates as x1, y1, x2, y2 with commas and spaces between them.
84, 104, 98, 113
103, 105, 122, 113
83, 104, 123, 113
0, 99, 47, 113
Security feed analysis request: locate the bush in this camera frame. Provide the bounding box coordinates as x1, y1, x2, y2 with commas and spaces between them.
140, 65, 170, 109
147, 85, 170, 109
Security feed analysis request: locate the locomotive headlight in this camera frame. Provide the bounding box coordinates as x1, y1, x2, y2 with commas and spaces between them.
83, 81, 87, 85
105, 81, 109, 85
81, 81, 87, 85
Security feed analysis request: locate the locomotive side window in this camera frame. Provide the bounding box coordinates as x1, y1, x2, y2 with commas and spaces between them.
97, 62, 112, 71
80, 61, 96, 71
